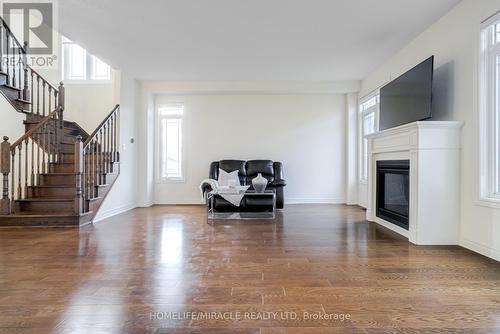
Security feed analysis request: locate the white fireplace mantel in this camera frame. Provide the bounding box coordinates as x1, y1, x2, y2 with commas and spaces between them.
366, 121, 464, 245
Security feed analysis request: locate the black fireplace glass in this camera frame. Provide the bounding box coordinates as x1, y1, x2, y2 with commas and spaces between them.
383, 173, 409, 217
376, 160, 410, 230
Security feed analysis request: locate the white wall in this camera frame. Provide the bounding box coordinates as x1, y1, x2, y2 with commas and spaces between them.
360, 0, 500, 261
345, 93, 359, 205
0, 98, 26, 149
34, 29, 117, 133
37, 69, 117, 134
94, 72, 138, 221
153, 93, 346, 204
137, 81, 360, 206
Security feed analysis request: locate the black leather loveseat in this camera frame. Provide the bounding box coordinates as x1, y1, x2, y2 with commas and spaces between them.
204, 160, 286, 209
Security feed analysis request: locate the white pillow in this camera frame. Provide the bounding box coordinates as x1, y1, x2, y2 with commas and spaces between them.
218, 169, 241, 187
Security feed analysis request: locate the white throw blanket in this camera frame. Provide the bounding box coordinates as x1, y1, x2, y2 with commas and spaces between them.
199, 179, 250, 207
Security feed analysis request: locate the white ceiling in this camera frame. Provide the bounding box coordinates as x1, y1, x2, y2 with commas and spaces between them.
58, 0, 460, 81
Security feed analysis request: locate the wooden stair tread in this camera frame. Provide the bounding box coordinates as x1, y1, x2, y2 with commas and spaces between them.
29, 185, 76, 188
0, 212, 92, 218
2, 84, 21, 91
16, 198, 74, 202
49, 162, 74, 165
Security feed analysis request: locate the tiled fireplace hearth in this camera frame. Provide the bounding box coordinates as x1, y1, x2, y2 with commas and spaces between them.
366, 121, 463, 245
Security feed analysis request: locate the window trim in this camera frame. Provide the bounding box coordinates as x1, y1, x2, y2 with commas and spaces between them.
477, 12, 500, 208
61, 37, 112, 83
358, 91, 380, 183
155, 99, 186, 184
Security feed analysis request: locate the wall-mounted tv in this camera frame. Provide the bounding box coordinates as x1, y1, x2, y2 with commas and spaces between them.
379, 56, 434, 131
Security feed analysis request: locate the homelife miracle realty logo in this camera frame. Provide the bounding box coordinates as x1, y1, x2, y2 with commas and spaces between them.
1, 0, 57, 68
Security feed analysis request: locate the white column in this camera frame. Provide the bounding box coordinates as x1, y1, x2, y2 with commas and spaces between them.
345, 93, 358, 205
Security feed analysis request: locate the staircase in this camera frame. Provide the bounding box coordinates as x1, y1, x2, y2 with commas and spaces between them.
0, 18, 120, 227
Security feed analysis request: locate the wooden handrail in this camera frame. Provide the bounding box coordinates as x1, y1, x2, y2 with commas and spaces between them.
0, 15, 64, 116
84, 104, 120, 147
28, 67, 59, 92
11, 106, 61, 149
0, 16, 59, 91
0, 17, 26, 52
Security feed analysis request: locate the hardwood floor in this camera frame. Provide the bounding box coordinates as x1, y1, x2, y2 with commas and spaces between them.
0, 204, 499, 333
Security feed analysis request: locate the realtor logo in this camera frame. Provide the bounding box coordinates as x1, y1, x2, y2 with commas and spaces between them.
1, 1, 54, 54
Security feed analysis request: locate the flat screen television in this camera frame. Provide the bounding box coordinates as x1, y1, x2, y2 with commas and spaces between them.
379, 56, 434, 131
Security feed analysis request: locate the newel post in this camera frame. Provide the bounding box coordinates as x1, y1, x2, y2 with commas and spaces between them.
58, 82, 65, 118
74, 136, 83, 215
22, 41, 29, 101
1, 137, 11, 215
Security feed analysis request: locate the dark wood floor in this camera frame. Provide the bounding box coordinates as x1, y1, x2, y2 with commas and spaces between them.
0, 204, 499, 333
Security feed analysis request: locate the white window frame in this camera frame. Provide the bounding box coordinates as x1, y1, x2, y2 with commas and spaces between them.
358, 92, 380, 183
61, 37, 111, 82
478, 13, 500, 207
156, 100, 185, 183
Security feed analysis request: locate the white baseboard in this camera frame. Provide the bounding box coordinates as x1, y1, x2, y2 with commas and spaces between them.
154, 199, 203, 205
136, 201, 154, 207
93, 203, 137, 223
460, 238, 500, 262
285, 197, 345, 204
154, 196, 346, 205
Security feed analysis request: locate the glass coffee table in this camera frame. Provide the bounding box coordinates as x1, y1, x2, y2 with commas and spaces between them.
207, 190, 276, 221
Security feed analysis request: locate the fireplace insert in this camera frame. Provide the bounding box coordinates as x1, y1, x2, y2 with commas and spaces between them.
376, 160, 410, 230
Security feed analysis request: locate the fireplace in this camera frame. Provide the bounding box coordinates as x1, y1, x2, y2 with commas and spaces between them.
376, 160, 410, 230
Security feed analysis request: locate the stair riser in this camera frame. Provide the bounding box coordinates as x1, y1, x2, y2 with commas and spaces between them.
15, 201, 75, 213
0, 216, 86, 227
49, 163, 75, 173
60, 146, 75, 154
63, 135, 78, 143
39, 174, 76, 186
60, 154, 75, 163
28, 187, 76, 198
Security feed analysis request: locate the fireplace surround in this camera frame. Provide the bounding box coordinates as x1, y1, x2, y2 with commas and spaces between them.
366, 121, 463, 245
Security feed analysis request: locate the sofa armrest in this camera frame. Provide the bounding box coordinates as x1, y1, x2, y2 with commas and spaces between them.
202, 184, 213, 194
209, 161, 220, 180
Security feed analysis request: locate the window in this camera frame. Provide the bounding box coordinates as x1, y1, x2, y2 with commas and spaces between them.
359, 94, 379, 181
158, 104, 184, 181
62, 37, 111, 81
479, 14, 500, 202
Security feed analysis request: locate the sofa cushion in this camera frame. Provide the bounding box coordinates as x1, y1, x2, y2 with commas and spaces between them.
246, 160, 274, 184
217, 169, 240, 187
219, 160, 246, 184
